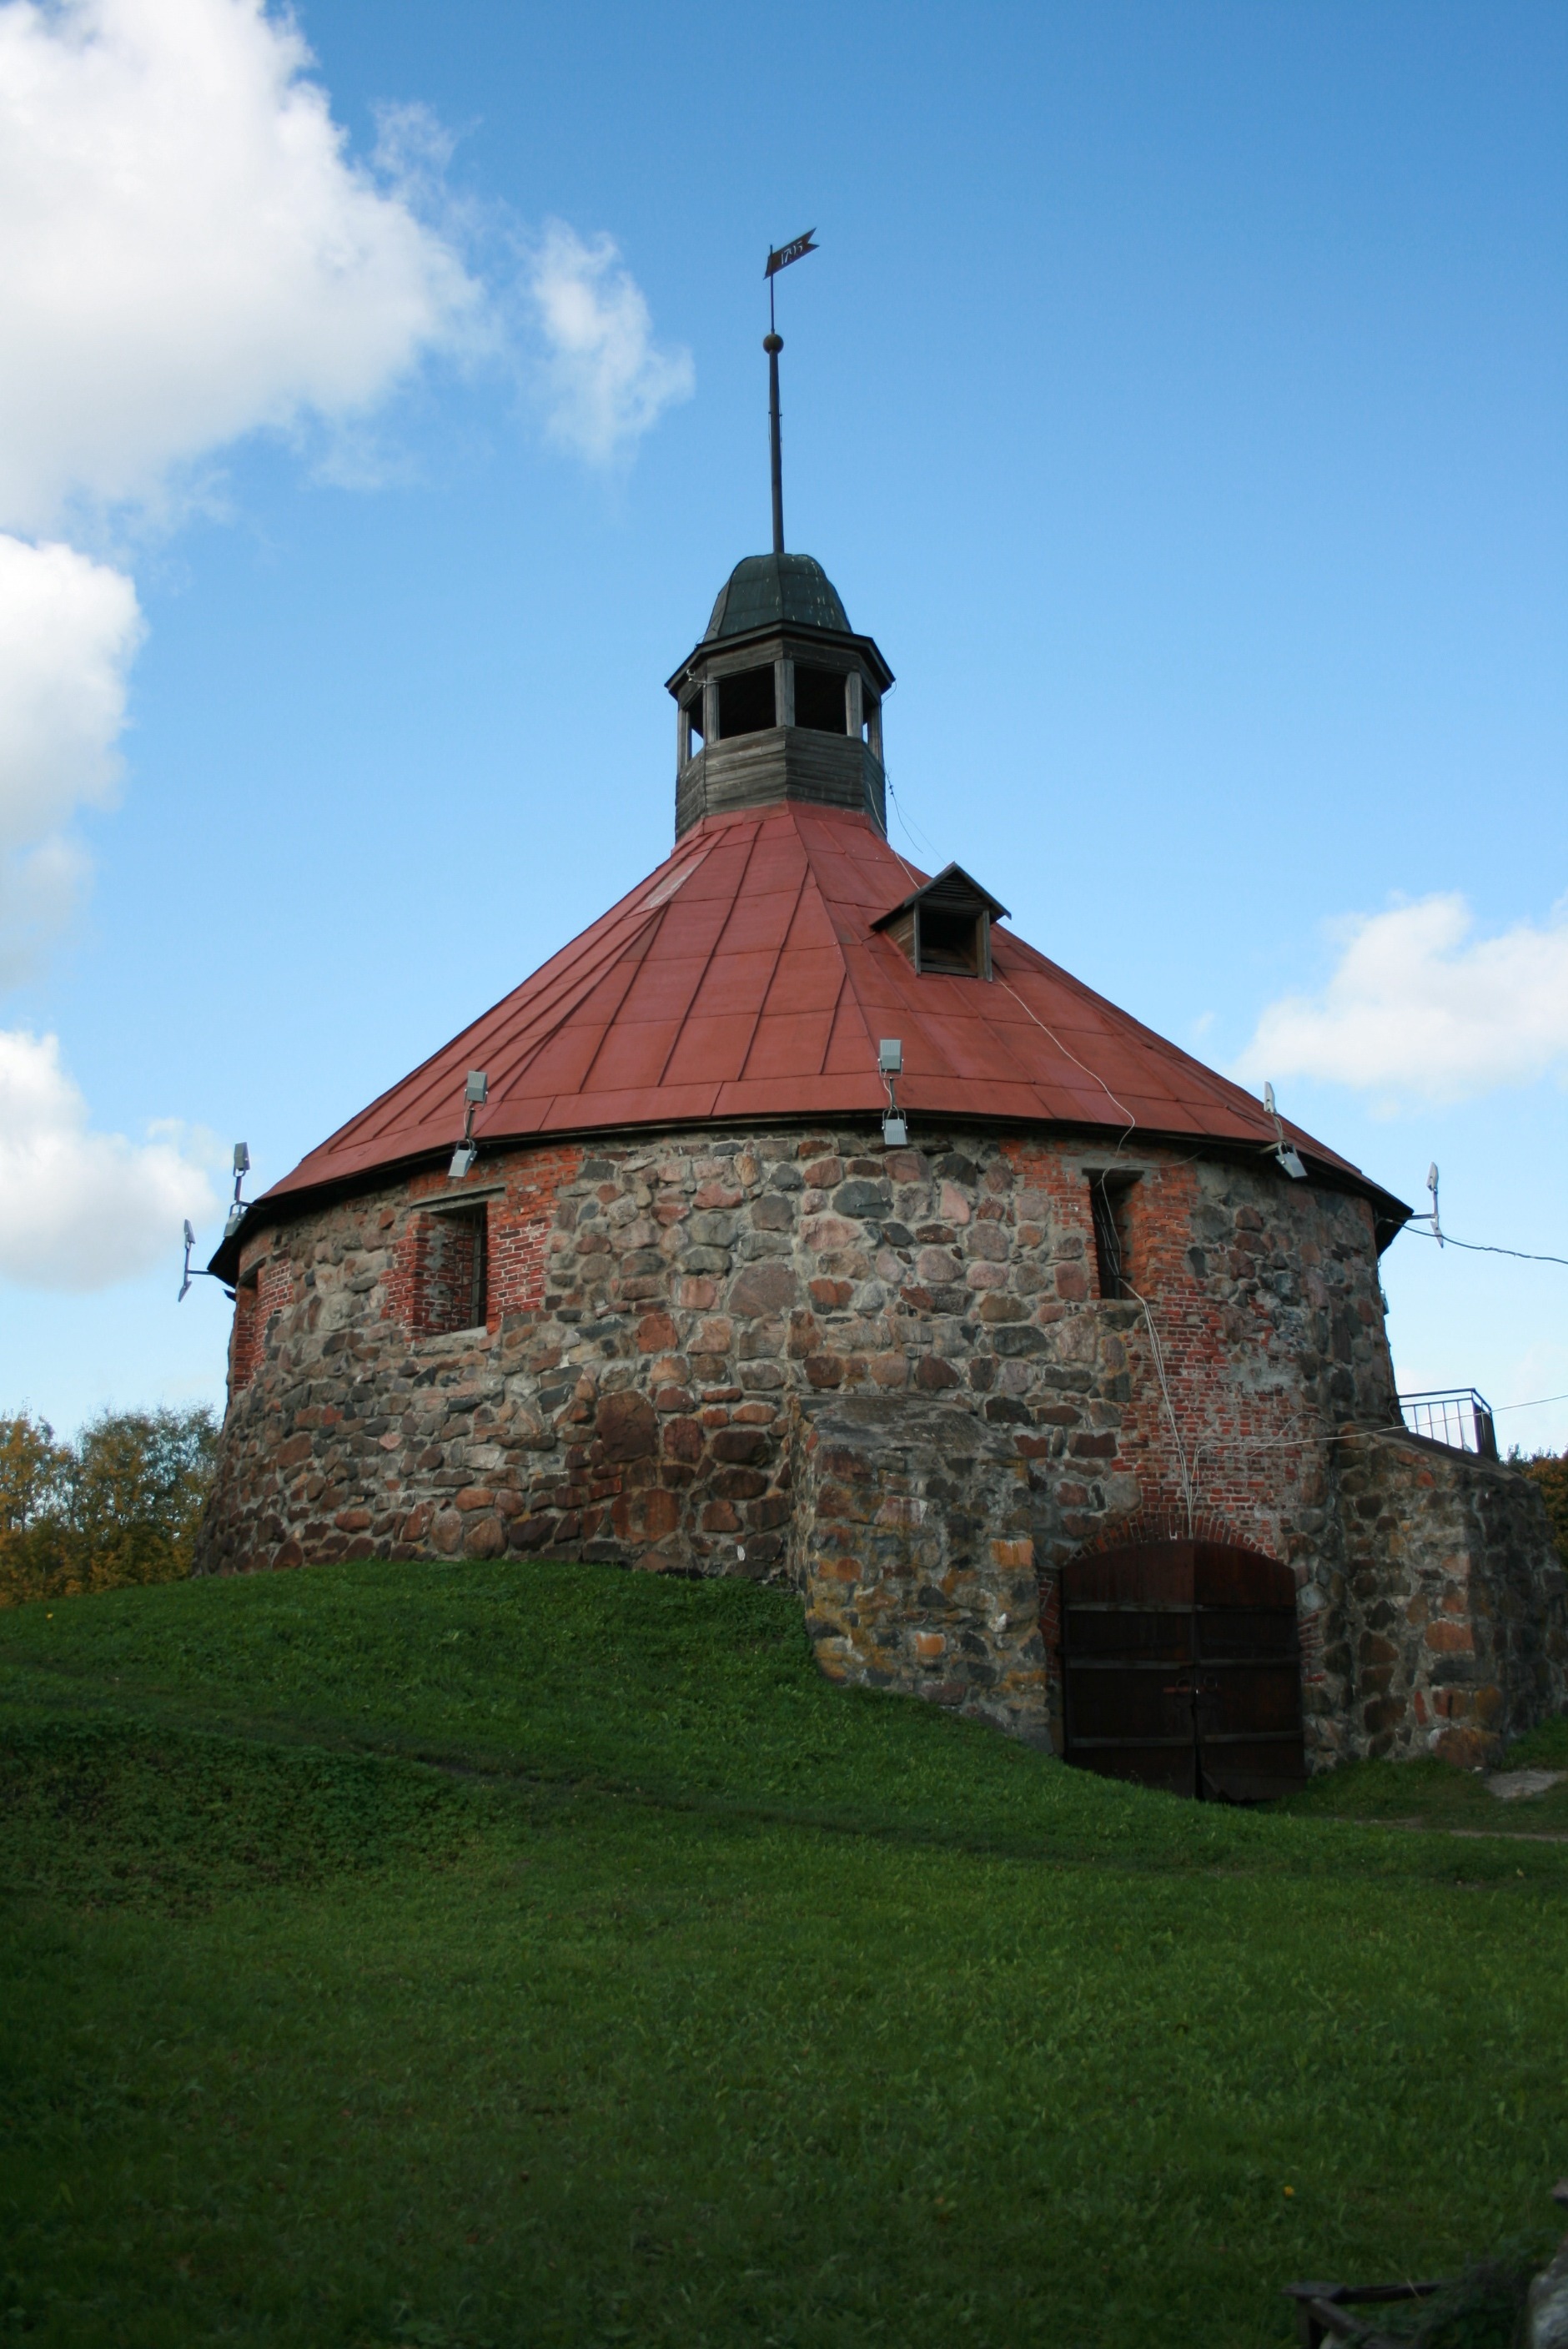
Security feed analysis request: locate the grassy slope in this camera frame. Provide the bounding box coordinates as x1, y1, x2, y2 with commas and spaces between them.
2, 1562, 1565, 2349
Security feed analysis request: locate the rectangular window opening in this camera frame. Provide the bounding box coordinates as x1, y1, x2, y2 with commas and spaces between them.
1088, 1174, 1136, 1300
716, 666, 776, 739
231, 1263, 264, 1392
420, 1205, 489, 1335
917, 903, 988, 977
684, 696, 705, 753
793, 664, 848, 735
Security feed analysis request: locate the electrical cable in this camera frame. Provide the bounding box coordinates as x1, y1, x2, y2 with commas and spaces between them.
1122, 1281, 1195, 1536
1395, 1225, 1568, 1269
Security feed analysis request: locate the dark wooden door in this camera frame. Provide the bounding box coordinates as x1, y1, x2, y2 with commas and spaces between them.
1061, 1540, 1306, 1801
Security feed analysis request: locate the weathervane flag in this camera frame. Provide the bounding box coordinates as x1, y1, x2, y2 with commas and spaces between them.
765, 229, 817, 277
761, 230, 817, 556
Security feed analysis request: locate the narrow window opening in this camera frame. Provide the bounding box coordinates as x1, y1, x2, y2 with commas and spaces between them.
684, 695, 705, 753
231, 1262, 264, 1392
793, 665, 848, 735
862, 691, 880, 747
1088, 1175, 1136, 1300
716, 666, 776, 739
420, 1205, 489, 1335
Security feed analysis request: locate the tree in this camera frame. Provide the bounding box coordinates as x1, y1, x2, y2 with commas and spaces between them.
1520, 1451, 1568, 1567
0, 1406, 219, 1607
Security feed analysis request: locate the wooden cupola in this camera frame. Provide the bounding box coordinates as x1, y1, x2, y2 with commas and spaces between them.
664, 553, 894, 840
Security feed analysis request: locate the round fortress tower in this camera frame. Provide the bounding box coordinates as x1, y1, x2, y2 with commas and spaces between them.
200, 544, 1565, 1785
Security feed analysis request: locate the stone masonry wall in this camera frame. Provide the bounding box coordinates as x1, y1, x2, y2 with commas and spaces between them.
195, 1119, 1438, 1761
1329, 1428, 1568, 1765
790, 1398, 1051, 1742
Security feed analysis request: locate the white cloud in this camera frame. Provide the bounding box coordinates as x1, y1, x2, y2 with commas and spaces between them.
528, 220, 694, 463
0, 533, 142, 974
0, 0, 483, 532
0, 1029, 218, 1289
1235, 893, 1568, 1105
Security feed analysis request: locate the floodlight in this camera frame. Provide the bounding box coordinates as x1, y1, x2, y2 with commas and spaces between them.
224, 1203, 245, 1236
233, 1141, 251, 1176
465, 1070, 489, 1105
877, 1039, 903, 1076
882, 1114, 908, 1148
449, 1142, 478, 1180
1263, 1082, 1277, 1118
1276, 1147, 1308, 1180
183, 1220, 195, 1249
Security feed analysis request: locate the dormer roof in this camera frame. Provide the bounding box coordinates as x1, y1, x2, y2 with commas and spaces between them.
872, 863, 1011, 929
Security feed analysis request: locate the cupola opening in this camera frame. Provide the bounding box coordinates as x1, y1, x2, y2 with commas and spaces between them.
717, 666, 776, 738
872, 863, 1009, 980
794, 664, 848, 734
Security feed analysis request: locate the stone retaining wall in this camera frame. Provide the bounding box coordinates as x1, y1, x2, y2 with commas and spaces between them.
1330, 1427, 1568, 1765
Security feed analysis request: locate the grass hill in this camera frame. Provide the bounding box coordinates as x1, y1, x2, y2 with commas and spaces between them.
3, 1559, 1565, 2348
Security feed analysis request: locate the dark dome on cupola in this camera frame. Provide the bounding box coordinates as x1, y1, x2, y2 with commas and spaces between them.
704, 552, 852, 641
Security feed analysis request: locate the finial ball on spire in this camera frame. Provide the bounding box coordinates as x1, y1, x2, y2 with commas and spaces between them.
763, 332, 782, 353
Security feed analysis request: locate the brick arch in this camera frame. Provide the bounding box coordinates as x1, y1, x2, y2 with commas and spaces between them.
1071, 1504, 1277, 1558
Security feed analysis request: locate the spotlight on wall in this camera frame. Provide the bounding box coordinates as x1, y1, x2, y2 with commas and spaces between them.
224, 1140, 253, 1238
878, 1038, 907, 1146
449, 1070, 489, 1180
1262, 1080, 1308, 1180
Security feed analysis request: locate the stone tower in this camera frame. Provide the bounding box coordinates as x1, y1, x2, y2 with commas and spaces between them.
199, 543, 1566, 1783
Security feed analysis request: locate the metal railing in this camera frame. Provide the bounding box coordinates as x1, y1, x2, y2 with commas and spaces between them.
1397, 1387, 1498, 1460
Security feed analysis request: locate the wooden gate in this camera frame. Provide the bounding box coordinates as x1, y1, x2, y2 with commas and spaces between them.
1061, 1540, 1307, 1801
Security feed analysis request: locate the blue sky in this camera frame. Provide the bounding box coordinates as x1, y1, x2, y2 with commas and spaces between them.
1, 0, 1564, 1451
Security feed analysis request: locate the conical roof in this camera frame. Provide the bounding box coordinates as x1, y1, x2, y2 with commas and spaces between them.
255, 802, 1402, 1230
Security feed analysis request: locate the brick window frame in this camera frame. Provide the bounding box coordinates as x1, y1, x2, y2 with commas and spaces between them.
231, 1262, 264, 1393
410, 1201, 490, 1337
1088, 1172, 1138, 1300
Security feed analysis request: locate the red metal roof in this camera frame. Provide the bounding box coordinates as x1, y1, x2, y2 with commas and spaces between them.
264, 803, 1390, 1210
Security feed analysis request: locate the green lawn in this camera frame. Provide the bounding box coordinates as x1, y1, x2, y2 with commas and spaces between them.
2, 1560, 1565, 2348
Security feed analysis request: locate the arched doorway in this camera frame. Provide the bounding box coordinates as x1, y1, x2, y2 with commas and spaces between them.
1061, 1540, 1307, 1801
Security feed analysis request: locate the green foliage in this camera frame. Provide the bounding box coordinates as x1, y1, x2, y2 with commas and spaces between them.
0, 1405, 216, 1608
1516, 1450, 1568, 1565
1, 1564, 1565, 2346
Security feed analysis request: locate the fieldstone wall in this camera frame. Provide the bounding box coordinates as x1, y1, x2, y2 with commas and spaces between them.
198, 1115, 1560, 1764
1329, 1427, 1568, 1765
790, 1398, 1051, 1741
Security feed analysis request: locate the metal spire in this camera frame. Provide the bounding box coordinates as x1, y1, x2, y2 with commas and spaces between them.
763, 230, 817, 558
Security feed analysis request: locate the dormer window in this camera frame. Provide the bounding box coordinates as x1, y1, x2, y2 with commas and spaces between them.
717, 666, 776, 738
872, 863, 1008, 980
